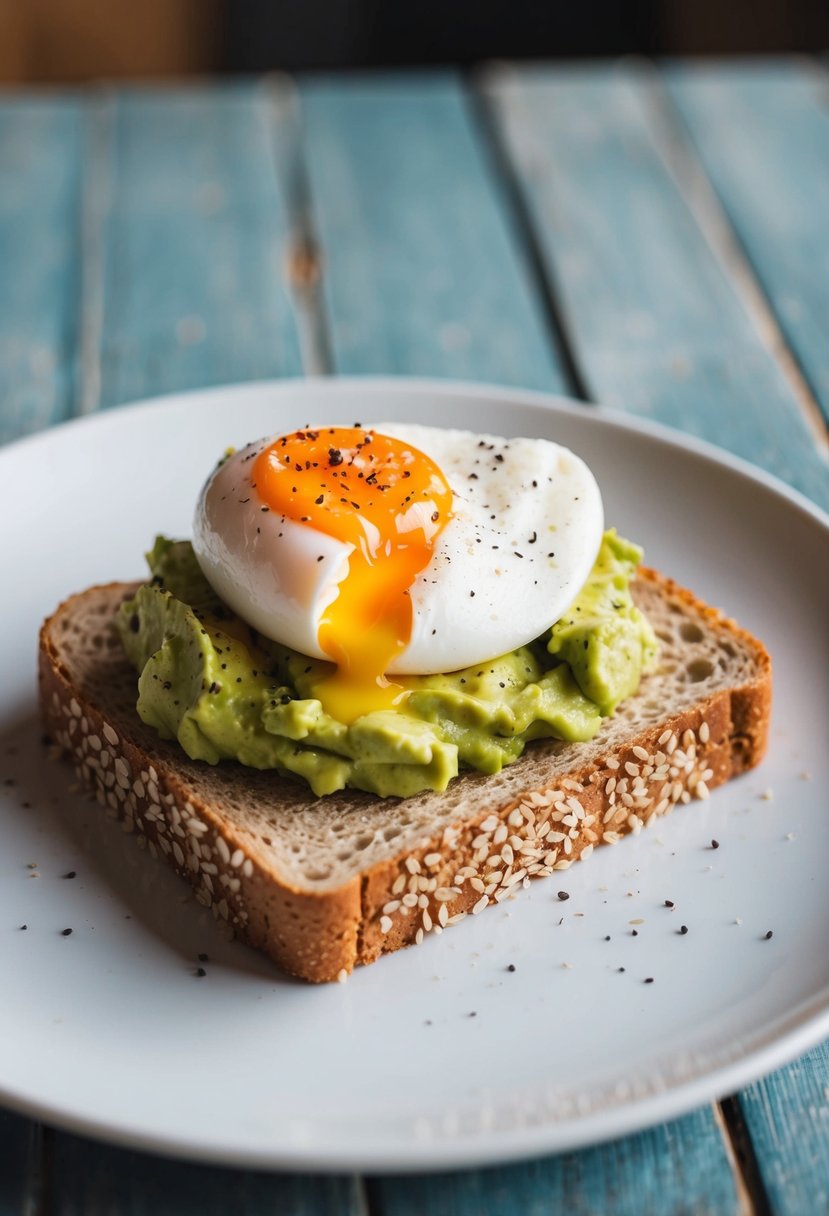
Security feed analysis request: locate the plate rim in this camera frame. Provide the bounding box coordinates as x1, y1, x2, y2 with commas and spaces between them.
4, 374, 827, 533
0, 987, 828, 1173
1, 375, 828, 1172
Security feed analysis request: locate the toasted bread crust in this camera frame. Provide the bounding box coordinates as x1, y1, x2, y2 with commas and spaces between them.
39, 600, 362, 982
38, 571, 771, 982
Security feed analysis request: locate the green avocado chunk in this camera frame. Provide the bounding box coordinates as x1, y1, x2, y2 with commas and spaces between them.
116, 531, 657, 799
547, 530, 659, 715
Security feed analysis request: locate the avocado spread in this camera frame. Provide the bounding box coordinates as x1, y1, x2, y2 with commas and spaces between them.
116, 531, 657, 798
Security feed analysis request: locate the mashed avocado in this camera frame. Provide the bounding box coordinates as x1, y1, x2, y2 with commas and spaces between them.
117, 532, 657, 798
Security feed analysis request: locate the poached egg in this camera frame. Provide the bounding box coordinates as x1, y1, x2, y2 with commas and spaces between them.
193, 423, 603, 722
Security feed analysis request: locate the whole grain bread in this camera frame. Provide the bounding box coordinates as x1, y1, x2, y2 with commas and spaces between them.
39, 571, 770, 982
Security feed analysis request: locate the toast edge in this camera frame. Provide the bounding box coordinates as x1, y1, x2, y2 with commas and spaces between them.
38, 590, 363, 984
38, 571, 772, 983
358, 570, 772, 969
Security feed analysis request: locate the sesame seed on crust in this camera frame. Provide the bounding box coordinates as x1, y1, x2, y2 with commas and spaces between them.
40, 569, 770, 983
361, 716, 749, 965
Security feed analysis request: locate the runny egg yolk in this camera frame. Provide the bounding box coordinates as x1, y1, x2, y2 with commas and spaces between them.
253, 427, 453, 723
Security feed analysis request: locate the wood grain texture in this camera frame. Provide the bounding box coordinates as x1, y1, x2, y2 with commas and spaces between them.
88, 84, 303, 411
3, 64, 825, 1215
666, 59, 829, 425
47, 1130, 364, 1216
299, 74, 568, 391
297, 70, 743, 1216
1, 84, 322, 1216
483, 63, 829, 510
0, 98, 82, 444
733, 1041, 829, 1215
0, 1110, 40, 1216
369, 1108, 741, 1216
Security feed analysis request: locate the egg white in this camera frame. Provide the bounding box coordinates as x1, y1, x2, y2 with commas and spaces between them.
192, 424, 604, 675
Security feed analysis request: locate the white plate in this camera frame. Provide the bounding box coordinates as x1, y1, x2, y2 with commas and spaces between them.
1, 378, 828, 1172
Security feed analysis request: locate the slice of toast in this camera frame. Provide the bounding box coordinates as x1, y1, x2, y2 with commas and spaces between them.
39, 571, 771, 982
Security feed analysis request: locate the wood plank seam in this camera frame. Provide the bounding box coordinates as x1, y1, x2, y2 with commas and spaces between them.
717, 1098, 774, 1216
351, 1175, 373, 1216
262, 74, 333, 377
23, 1121, 52, 1216
75, 91, 113, 419
297, 73, 566, 388
665, 59, 829, 433
481, 62, 829, 504
640, 60, 829, 460
4, 70, 817, 1209
467, 70, 591, 401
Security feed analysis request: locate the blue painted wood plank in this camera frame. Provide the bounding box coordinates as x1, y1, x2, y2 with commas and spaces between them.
48, 1131, 363, 1216
299, 74, 567, 391
0, 98, 82, 444
733, 1042, 829, 1214
370, 1108, 740, 1216
91, 84, 304, 411
1, 83, 332, 1215
0, 71, 776, 1215
0, 1110, 39, 1215
666, 60, 829, 424
664, 67, 829, 1216
298, 71, 742, 1216
483, 63, 829, 510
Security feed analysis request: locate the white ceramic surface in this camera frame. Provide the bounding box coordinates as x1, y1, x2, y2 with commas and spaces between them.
1, 378, 827, 1172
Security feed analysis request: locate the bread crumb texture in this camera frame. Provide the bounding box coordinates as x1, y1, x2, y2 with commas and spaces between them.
39, 571, 770, 982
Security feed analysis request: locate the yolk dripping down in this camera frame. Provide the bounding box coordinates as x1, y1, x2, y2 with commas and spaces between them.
253, 427, 453, 723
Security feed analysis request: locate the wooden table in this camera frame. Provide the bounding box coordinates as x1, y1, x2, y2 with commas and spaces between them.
2, 58, 828, 1214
